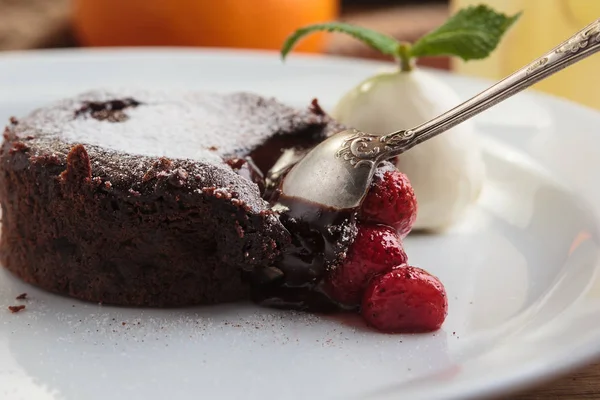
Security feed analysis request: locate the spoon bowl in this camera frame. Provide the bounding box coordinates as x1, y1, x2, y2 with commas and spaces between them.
281, 128, 376, 209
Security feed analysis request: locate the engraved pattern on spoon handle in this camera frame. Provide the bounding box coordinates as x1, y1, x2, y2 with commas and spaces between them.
336, 19, 600, 167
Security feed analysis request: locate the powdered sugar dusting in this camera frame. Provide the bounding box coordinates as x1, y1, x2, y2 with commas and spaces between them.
21, 89, 324, 164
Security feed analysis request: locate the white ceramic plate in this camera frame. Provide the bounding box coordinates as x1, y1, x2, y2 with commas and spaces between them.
1, 49, 600, 400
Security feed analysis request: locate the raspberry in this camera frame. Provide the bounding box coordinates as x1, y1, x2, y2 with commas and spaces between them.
361, 163, 417, 238
323, 224, 408, 306
361, 266, 447, 333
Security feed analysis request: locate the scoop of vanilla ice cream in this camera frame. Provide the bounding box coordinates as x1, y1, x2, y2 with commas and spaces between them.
333, 68, 485, 231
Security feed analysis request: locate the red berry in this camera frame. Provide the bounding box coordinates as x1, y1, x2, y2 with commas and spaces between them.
323, 224, 408, 306
361, 266, 448, 333
361, 163, 417, 238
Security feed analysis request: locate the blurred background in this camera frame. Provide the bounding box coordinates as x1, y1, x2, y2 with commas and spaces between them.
0, 0, 598, 109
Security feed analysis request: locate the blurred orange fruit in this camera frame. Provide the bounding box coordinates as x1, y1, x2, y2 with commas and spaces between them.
73, 0, 339, 53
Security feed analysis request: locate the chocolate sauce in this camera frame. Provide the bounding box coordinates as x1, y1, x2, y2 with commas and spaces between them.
225, 146, 360, 311
252, 193, 358, 312
275, 195, 356, 286
226, 152, 358, 312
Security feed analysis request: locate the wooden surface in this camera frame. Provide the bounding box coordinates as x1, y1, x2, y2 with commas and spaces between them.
507, 363, 600, 399
1, 1, 600, 398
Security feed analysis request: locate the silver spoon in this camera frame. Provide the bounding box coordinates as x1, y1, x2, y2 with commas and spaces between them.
278, 19, 600, 210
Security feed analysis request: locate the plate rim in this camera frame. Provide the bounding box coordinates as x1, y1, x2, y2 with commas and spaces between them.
1, 47, 600, 400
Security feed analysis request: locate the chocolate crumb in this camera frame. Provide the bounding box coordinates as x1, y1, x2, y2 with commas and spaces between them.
15, 293, 27, 300
310, 98, 326, 116
234, 221, 244, 238
142, 169, 157, 183
144, 157, 174, 182
167, 168, 188, 187
226, 158, 245, 170
9, 141, 29, 154
208, 146, 218, 151
154, 157, 172, 170
60, 144, 92, 184
8, 305, 25, 313
9, 116, 18, 125
31, 153, 61, 165
259, 210, 274, 216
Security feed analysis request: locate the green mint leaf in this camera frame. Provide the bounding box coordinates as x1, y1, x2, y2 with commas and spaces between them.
409, 5, 521, 61
281, 22, 401, 61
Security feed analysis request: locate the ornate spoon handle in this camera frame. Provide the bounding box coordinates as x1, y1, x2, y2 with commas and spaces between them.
338, 19, 600, 165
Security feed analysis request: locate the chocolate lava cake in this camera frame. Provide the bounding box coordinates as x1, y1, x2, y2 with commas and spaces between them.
0, 89, 348, 307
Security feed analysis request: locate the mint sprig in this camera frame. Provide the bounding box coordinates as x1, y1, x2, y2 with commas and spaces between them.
281, 5, 521, 71
410, 6, 522, 60
281, 22, 402, 60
